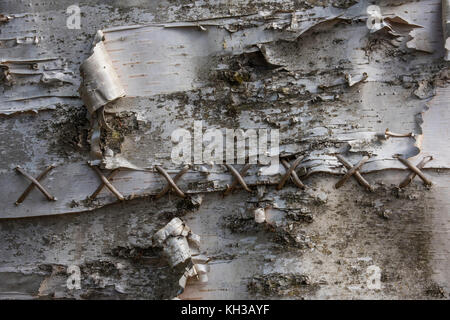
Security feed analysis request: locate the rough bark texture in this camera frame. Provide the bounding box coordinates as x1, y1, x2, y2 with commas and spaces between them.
0, 0, 449, 299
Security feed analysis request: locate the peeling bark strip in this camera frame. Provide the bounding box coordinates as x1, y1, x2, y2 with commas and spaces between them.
87, 11, 343, 98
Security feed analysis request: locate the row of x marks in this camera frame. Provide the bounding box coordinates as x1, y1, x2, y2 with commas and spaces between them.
14, 155, 434, 204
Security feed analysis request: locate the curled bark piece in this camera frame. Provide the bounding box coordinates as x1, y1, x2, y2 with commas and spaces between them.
79, 31, 125, 114
163, 237, 191, 267
153, 217, 185, 246
153, 218, 207, 276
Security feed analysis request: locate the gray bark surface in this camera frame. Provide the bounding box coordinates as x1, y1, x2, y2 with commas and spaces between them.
0, 0, 449, 299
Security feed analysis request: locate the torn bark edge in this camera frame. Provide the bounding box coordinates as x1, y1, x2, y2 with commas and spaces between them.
256, 16, 345, 68
370, 14, 423, 36
443, 0, 450, 60
368, 12, 426, 53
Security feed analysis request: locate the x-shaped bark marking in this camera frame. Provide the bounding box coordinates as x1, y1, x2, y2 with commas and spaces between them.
15, 165, 56, 205
395, 155, 433, 187
155, 165, 190, 199
89, 168, 121, 200
335, 155, 371, 190
277, 156, 305, 190
88, 164, 124, 201
224, 164, 251, 196
155, 165, 186, 198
